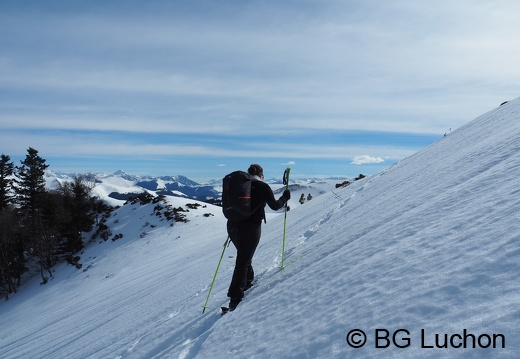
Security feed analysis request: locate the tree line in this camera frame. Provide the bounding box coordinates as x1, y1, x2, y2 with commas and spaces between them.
0, 147, 105, 300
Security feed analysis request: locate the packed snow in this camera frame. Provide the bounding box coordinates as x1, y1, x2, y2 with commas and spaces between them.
1, 98, 519, 358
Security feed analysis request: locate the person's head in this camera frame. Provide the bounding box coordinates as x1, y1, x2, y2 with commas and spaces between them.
248, 164, 264, 179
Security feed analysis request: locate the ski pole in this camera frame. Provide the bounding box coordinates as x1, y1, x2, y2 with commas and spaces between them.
202, 236, 231, 313
280, 167, 291, 269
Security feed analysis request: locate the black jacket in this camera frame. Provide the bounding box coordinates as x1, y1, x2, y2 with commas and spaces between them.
245, 179, 287, 224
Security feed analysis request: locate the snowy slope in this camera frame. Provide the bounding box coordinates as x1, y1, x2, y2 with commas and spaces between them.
1, 98, 520, 358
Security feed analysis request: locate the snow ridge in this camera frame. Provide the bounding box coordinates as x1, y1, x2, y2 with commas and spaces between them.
1, 98, 520, 358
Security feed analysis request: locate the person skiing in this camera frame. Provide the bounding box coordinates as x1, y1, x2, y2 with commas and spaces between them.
299, 193, 306, 204
226, 164, 290, 311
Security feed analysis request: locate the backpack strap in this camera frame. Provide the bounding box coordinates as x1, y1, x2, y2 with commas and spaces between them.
250, 177, 267, 223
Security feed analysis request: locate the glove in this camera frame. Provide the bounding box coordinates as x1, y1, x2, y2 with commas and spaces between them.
282, 189, 291, 201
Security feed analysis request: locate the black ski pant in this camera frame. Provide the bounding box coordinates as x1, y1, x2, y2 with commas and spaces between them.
227, 220, 261, 300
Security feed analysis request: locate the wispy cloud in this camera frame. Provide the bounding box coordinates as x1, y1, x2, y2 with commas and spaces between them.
1, 0, 518, 178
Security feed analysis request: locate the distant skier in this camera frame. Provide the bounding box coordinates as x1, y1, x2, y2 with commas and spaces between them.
299, 193, 306, 204
307, 193, 312, 201
226, 164, 290, 311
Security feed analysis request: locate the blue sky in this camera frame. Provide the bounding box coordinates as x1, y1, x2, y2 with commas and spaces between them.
1, 0, 519, 181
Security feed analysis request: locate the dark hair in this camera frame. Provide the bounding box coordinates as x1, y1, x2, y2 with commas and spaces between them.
248, 164, 263, 176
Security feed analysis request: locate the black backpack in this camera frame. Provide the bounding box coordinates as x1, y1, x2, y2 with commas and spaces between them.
222, 171, 253, 221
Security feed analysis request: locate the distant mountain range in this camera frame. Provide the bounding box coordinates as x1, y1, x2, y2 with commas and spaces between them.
45, 170, 222, 205
44, 170, 349, 207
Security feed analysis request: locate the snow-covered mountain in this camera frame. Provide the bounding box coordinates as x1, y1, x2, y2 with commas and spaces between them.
44, 170, 222, 207
44, 170, 345, 208
1, 98, 520, 358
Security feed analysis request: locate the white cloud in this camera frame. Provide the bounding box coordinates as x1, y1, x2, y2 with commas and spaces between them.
0, 129, 415, 164
351, 155, 385, 165
3, 1, 519, 137
2, 1, 520, 176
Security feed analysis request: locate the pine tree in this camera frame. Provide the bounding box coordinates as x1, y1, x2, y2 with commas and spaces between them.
0, 154, 15, 210
15, 147, 49, 217
58, 176, 96, 253
0, 154, 23, 298
14, 147, 52, 284
0, 209, 23, 299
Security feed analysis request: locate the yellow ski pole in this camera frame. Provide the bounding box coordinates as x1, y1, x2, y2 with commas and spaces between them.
280, 167, 291, 269
202, 236, 231, 313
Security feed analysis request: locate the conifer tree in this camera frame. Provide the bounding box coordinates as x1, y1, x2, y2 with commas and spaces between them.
58, 176, 95, 253
0, 154, 15, 210
15, 147, 49, 217
0, 155, 22, 298
14, 147, 52, 283
0, 209, 23, 299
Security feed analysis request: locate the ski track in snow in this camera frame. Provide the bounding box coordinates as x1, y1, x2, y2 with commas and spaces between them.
146, 310, 223, 359
142, 264, 287, 359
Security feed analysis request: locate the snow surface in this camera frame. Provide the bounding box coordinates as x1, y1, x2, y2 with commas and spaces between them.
1, 98, 520, 358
